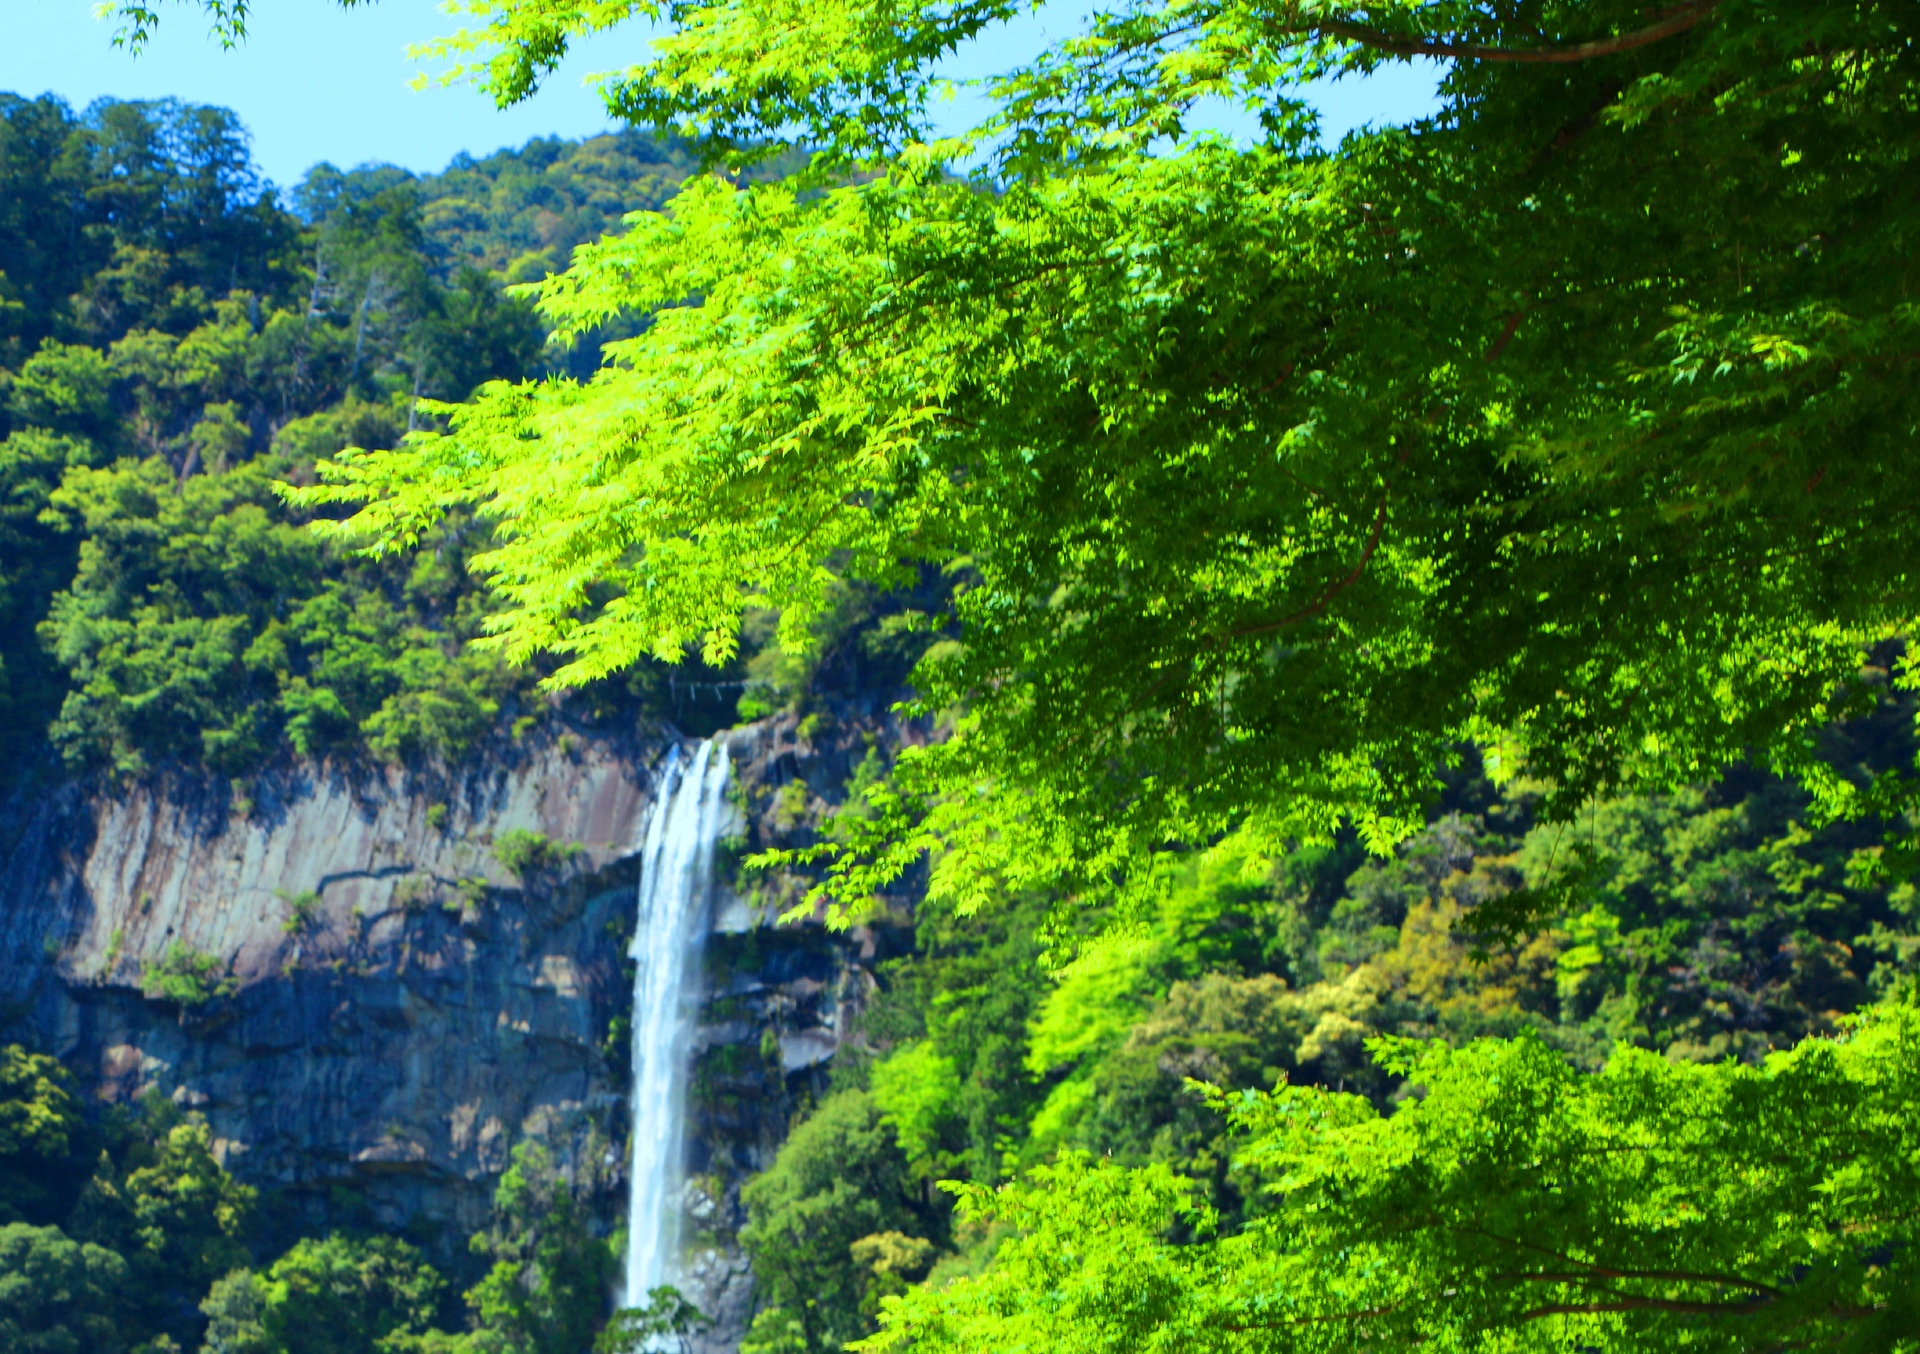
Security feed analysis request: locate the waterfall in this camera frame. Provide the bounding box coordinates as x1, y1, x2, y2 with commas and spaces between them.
624, 739, 732, 1307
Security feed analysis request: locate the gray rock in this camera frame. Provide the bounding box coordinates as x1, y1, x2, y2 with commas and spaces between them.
0, 710, 923, 1350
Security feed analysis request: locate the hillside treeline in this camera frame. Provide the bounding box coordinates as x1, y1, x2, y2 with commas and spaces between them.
0, 93, 707, 784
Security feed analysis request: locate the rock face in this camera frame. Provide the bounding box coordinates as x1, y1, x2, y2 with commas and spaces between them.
0, 712, 916, 1350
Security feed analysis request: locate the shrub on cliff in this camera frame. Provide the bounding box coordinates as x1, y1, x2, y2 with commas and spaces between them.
137, 942, 236, 1011
491, 830, 584, 881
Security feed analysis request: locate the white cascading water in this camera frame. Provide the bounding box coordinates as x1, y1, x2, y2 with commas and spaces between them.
624, 739, 732, 1308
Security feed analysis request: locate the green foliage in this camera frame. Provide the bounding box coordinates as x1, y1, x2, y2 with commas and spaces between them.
277, 891, 321, 937
137, 941, 236, 1009
860, 890, 1054, 1186
0, 1040, 623, 1354
0, 93, 687, 782
866, 1044, 959, 1176
0, 1065, 252, 1350
594, 1286, 711, 1354
0, 1222, 127, 1354
255, 1233, 447, 1354
78, 1115, 254, 1297
0, 1047, 83, 1225
739, 1090, 939, 1352
846, 1232, 935, 1326
491, 829, 583, 879
296, 0, 1920, 927
863, 1001, 1920, 1353
48, 1101, 257, 1350
772, 734, 1920, 1312
34, 442, 515, 776
198, 1269, 270, 1354
41, 457, 322, 774
304, 131, 703, 284
462, 1141, 614, 1354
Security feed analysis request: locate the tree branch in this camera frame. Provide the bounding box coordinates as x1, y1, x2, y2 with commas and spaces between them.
1518, 1295, 1774, 1319
1227, 446, 1409, 639
1303, 0, 1721, 65
1485, 308, 1527, 362
1495, 1268, 1781, 1296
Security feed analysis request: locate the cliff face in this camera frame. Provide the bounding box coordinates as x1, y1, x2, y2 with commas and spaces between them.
0, 714, 908, 1349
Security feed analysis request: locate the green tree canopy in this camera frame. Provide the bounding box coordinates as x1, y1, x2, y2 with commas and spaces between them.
462, 1141, 615, 1354
0, 1223, 127, 1354
249, 0, 1920, 915
0, 1048, 84, 1226
859, 998, 1920, 1352
0, 92, 615, 780
260, 1233, 446, 1354
738, 1088, 939, 1353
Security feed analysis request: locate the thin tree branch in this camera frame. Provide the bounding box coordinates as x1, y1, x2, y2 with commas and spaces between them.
1517, 1295, 1774, 1319
1495, 1268, 1782, 1296
1485, 308, 1527, 362
1226, 445, 1409, 639
1458, 1224, 1781, 1296
1302, 0, 1721, 65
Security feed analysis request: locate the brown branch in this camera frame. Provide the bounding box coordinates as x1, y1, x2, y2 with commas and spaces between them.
1255, 359, 1300, 397
1212, 1301, 1409, 1333
1495, 1268, 1781, 1296
1518, 1295, 1773, 1319
1485, 309, 1527, 363
1227, 446, 1409, 639
1458, 1225, 1780, 1297
1305, 0, 1721, 65
1527, 81, 1625, 171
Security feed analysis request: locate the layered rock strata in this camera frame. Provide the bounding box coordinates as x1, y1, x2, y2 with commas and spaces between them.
0, 715, 912, 1350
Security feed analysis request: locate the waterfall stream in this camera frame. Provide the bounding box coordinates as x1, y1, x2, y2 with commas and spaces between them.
624, 739, 732, 1308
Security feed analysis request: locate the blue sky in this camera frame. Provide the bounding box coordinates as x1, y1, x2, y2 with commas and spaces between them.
0, 0, 627, 187
0, 0, 1439, 190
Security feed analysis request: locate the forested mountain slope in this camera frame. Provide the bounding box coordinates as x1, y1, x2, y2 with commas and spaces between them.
0, 94, 720, 786
0, 94, 779, 1354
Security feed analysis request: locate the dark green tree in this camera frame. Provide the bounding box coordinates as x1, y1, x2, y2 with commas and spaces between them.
464, 1141, 615, 1354
0, 1047, 85, 1226
0, 1223, 127, 1354
260, 1233, 447, 1354
68, 1108, 254, 1346
740, 1090, 936, 1353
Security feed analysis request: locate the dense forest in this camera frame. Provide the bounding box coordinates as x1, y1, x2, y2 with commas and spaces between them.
736, 727, 1920, 1351
9, 0, 1920, 1346
0, 92, 719, 788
